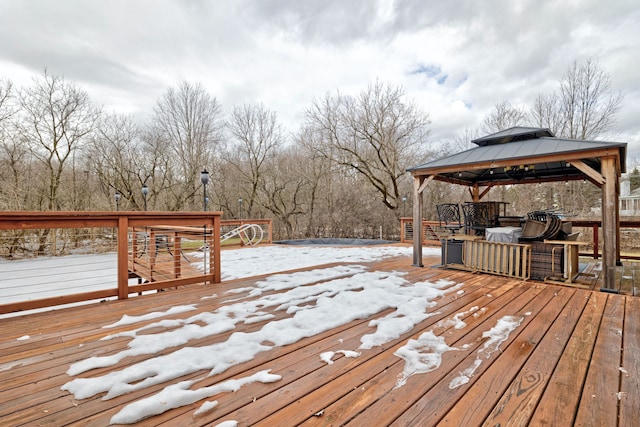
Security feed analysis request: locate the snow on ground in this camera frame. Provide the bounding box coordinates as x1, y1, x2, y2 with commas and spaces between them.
63, 264, 463, 424
447, 314, 526, 389
320, 350, 361, 365
2, 244, 526, 424
0, 244, 437, 319
0, 245, 437, 305
200, 244, 430, 281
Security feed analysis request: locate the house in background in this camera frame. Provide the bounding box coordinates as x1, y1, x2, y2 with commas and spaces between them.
619, 173, 640, 217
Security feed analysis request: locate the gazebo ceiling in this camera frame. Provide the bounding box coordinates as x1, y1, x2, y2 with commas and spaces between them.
408, 127, 627, 187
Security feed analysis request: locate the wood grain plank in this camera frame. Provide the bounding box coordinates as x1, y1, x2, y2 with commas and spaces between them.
528, 290, 608, 426
4, 257, 435, 425
256, 278, 516, 427
574, 293, 624, 427
618, 296, 640, 427
480, 288, 590, 426
426, 286, 575, 426
0, 254, 636, 427
350, 284, 551, 427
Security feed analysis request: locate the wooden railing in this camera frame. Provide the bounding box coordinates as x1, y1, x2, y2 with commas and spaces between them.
400, 217, 640, 261
570, 219, 640, 260
399, 218, 442, 245
0, 212, 222, 315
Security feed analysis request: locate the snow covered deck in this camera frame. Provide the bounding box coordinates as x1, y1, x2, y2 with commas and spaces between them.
1, 251, 639, 426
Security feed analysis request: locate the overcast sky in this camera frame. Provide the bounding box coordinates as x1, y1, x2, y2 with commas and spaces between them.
1, 0, 638, 160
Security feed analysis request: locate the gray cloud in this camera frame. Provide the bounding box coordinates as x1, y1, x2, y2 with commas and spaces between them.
0, 0, 637, 160
248, 0, 385, 45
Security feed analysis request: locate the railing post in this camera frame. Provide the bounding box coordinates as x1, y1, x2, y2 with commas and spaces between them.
131, 230, 137, 271
173, 234, 181, 279
203, 225, 208, 283
117, 215, 129, 300
593, 223, 600, 259
149, 229, 157, 282
212, 215, 221, 283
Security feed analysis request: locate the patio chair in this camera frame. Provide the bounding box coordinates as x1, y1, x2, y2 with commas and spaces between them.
462, 202, 492, 236
436, 203, 463, 234
519, 211, 564, 242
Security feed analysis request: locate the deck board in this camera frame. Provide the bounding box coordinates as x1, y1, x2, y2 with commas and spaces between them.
296, 280, 509, 426
574, 293, 625, 427
529, 290, 607, 426
478, 287, 587, 426
1, 252, 638, 427
389, 285, 552, 427
442, 287, 574, 426
620, 296, 640, 426
261, 277, 515, 427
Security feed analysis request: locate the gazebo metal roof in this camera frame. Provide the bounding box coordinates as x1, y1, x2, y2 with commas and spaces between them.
408, 127, 627, 187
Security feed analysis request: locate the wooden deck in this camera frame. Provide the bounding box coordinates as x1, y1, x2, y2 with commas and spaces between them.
1, 253, 639, 426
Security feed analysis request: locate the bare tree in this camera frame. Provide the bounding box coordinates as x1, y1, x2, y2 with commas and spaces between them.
87, 113, 160, 210
224, 103, 284, 218
0, 79, 30, 210
211, 160, 246, 217
148, 81, 223, 210
0, 136, 32, 210
295, 127, 334, 237
527, 59, 623, 217
482, 101, 527, 134
258, 145, 308, 239
530, 92, 563, 135
0, 80, 34, 255
142, 124, 195, 211
303, 81, 431, 210
0, 78, 14, 123
530, 58, 623, 140
560, 59, 623, 139
16, 71, 101, 211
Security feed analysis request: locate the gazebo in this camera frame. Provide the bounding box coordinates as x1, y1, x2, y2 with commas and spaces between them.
408, 127, 627, 292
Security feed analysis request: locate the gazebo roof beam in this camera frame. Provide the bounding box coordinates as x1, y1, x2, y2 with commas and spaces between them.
570, 159, 605, 185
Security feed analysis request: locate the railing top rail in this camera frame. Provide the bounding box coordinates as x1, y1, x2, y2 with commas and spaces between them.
221, 218, 272, 224
0, 211, 224, 230
0, 211, 223, 218
401, 217, 640, 228
570, 219, 640, 227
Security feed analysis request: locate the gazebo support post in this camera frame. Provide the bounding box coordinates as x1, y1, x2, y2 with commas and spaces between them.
412, 176, 424, 267
471, 184, 480, 202
600, 156, 619, 293
616, 172, 622, 266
